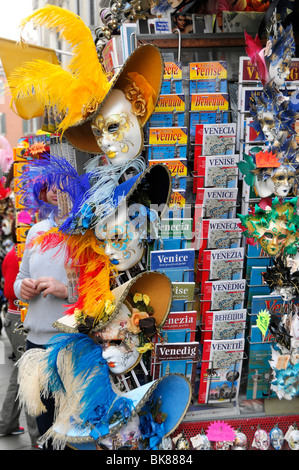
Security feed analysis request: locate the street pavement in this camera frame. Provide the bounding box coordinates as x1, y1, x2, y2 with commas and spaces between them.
0, 328, 38, 451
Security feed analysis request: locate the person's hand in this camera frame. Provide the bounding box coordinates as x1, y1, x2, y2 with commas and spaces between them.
35, 276, 68, 299
20, 278, 39, 300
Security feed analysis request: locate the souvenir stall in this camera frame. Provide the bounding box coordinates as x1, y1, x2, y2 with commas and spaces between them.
1, 0, 299, 452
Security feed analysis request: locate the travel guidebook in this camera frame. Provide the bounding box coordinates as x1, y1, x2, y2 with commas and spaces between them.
190, 94, 230, 139
149, 158, 187, 191
246, 325, 276, 400
150, 248, 195, 282
194, 122, 236, 158
194, 154, 239, 190
193, 188, 238, 234
200, 279, 246, 320
159, 310, 197, 343
203, 308, 246, 342
194, 217, 242, 257
198, 338, 245, 404
147, 126, 188, 160
151, 341, 199, 391
189, 61, 228, 94
170, 281, 195, 312
156, 217, 193, 250
199, 247, 244, 284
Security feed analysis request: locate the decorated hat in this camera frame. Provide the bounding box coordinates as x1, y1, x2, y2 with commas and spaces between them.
17, 335, 191, 450
7, 5, 163, 155
63, 373, 192, 450
54, 270, 173, 337
91, 162, 172, 232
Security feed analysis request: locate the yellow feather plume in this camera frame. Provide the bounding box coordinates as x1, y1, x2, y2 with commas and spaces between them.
8, 5, 111, 133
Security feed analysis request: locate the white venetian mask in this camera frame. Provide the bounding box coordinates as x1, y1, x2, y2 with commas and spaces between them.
91, 89, 143, 165
94, 204, 145, 272
98, 302, 141, 375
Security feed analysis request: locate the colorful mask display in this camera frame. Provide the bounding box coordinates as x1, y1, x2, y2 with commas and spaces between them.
238, 198, 299, 256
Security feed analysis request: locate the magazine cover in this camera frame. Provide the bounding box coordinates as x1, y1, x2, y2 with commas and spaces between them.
150, 248, 195, 282
198, 338, 245, 404
203, 308, 246, 342
200, 247, 244, 284
194, 123, 236, 165
151, 341, 199, 391
171, 281, 195, 312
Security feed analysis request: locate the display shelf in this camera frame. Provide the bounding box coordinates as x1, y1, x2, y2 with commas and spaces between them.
137, 32, 248, 49
172, 414, 299, 449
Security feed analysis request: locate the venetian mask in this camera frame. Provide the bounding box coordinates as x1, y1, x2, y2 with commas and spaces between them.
269, 426, 284, 450
257, 111, 278, 142
271, 167, 296, 197
254, 174, 275, 198
91, 89, 143, 165
95, 204, 145, 272
268, 57, 291, 87
252, 429, 270, 450
287, 429, 299, 450
190, 433, 211, 450
259, 220, 289, 256
97, 302, 141, 375
232, 431, 247, 450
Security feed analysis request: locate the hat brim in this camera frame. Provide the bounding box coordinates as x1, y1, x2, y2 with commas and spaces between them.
64, 44, 164, 154
51, 374, 192, 449
54, 271, 173, 334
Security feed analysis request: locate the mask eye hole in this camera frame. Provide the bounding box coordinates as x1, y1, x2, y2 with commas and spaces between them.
264, 232, 274, 240
108, 123, 120, 133
91, 126, 102, 137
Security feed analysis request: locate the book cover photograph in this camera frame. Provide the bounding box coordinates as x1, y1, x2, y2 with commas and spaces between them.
198, 338, 245, 404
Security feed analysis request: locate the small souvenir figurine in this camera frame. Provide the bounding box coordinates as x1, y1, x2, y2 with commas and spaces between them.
285, 424, 299, 450
269, 425, 285, 450
172, 432, 190, 450
232, 430, 247, 450
190, 430, 211, 450
251, 428, 270, 450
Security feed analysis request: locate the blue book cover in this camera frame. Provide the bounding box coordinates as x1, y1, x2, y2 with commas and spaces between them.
146, 112, 185, 130
161, 80, 183, 94
190, 111, 229, 138
150, 248, 195, 277
246, 325, 275, 399
189, 79, 228, 94
147, 145, 187, 160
